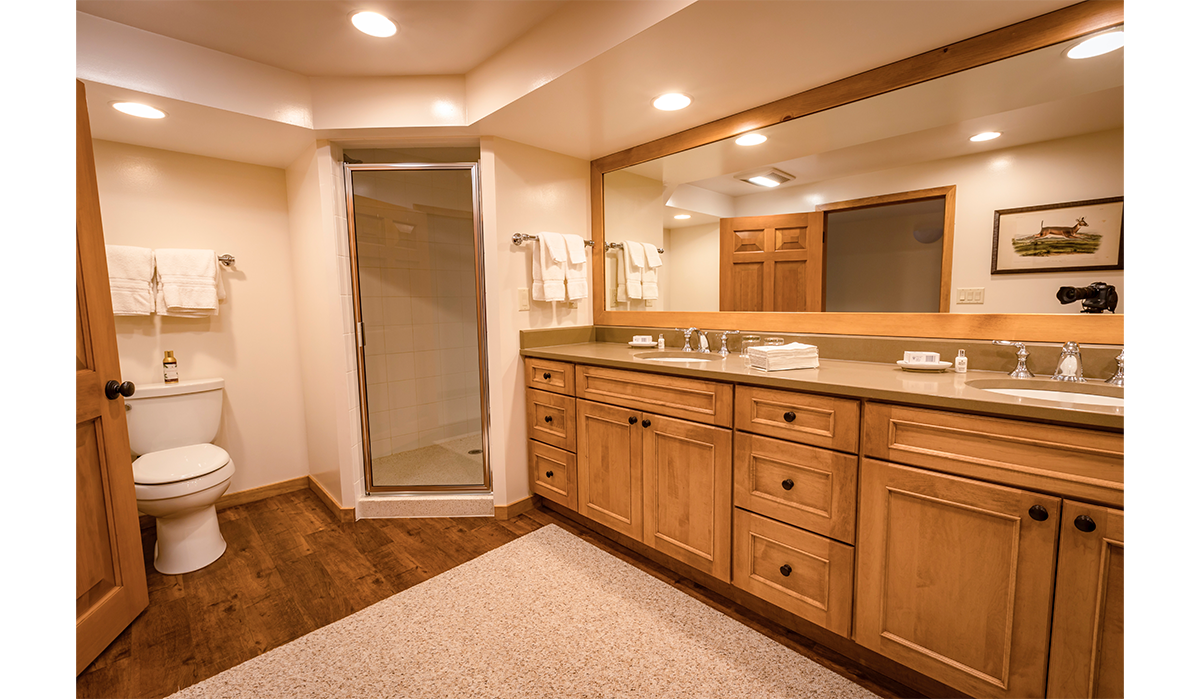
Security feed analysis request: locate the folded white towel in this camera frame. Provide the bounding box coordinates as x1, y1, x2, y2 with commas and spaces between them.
532, 234, 566, 302
640, 242, 661, 300
155, 249, 226, 317
642, 242, 662, 269
105, 245, 156, 316
622, 241, 643, 299
563, 233, 589, 301
614, 247, 628, 303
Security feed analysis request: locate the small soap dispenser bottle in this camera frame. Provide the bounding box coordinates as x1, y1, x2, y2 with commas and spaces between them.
163, 350, 179, 383
657, 334, 665, 349
954, 349, 968, 373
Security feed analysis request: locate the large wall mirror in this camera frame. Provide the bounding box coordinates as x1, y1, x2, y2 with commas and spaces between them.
591, 2, 1124, 343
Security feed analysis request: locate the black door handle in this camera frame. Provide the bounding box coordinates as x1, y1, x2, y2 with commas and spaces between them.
780, 564, 792, 577
105, 380, 135, 401
544, 415, 553, 423
781, 478, 795, 490
1028, 505, 1049, 521
628, 416, 637, 424
783, 411, 796, 422
545, 471, 554, 478
1074, 514, 1097, 533
542, 372, 552, 380
641, 419, 651, 428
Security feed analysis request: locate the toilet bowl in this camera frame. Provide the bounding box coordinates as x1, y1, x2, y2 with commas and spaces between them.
125, 378, 236, 575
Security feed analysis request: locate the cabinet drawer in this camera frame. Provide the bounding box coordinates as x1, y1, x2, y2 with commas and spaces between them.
732, 508, 854, 637
734, 432, 857, 544
735, 385, 859, 453
863, 402, 1124, 508
526, 388, 576, 452
528, 440, 577, 511
524, 357, 575, 395
575, 364, 733, 427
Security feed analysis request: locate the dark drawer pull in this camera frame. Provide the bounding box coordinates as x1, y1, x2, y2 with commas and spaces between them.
542, 371, 552, 380
545, 470, 554, 478
780, 564, 792, 577
783, 411, 796, 422
1074, 514, 1097, 533
628, 416, 637, 424
1028, 505, 1049, 521
641, 419, 651, 428
544, 415, 553, 423
781, 478, 794, 491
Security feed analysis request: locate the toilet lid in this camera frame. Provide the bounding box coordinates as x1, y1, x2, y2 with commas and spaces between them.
133, 444, 231, 484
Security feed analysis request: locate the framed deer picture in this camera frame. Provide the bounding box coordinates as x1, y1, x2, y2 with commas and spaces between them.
991, 197, 1123, 274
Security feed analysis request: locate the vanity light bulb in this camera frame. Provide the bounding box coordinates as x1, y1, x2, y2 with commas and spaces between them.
112, 102, 166, 119
351, 11, 397, 37
1067, 31, 1124, 59
735, 133, 767, 146
653, 93, 692, 111
970, 131, 1002, 142
748, 176, 782, 187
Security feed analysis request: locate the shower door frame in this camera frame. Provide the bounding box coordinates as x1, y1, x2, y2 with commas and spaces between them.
343, 162, 493, 494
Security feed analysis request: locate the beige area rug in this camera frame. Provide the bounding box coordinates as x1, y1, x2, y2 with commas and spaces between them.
372, 433, 483, 486
168, 525, 878, 699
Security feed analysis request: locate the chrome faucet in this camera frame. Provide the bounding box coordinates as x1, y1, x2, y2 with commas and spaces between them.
1106, 348, 1124, 387
992, 340, 1034, 379
714, 330, 740, 357
698, 331, 710, 352
675, 327, 698, 351
1053, 341, 1086, 382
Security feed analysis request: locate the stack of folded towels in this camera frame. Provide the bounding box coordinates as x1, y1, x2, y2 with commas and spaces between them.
747, 342, 820, 371
105, 245, 225, 317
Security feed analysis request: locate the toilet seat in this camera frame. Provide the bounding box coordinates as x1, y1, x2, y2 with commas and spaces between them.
134, 445, 234, 502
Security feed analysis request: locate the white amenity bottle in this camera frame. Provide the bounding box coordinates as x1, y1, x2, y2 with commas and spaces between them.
954, 349, 968, 373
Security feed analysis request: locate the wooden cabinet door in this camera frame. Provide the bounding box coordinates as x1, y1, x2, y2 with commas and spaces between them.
719, 212, 824, 311
1047, 502, 1123, 699
76, 81, 149, 674
856, 459, 1060, 698
576, 400, 643, 540
641, 414, 733, 582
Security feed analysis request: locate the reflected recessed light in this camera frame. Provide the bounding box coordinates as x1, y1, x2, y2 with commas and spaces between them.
112, 102, 166, 119
970, 131, 1002, 142
735, 133, 767, 146
653, 93, 691, 111
351, 11, 397, 37
1067, 30, 1123, 59
738, 168, 795, 188
673, 214, 692, 220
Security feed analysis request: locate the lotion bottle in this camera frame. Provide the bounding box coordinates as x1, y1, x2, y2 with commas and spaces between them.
657, 334, 665, 349
163, 350, 179, 383
954, 349, 968, 373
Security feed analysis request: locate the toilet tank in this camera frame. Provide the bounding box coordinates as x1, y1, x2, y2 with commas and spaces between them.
125, 377, 225, 456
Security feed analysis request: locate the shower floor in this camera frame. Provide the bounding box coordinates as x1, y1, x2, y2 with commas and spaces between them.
371, 433, 485, 488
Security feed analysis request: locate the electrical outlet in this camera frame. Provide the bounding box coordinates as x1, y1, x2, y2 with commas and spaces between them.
956, 287, 985, 304
517, 287, 530, 311
645, 299, 655, 309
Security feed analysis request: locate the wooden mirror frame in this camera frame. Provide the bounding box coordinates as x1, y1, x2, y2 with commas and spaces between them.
590, 1, 1124, 344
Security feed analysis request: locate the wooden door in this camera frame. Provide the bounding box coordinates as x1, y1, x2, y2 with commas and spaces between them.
576, 399, 643, 539
855, 459, 1060, 698
76, 81, 149, 674
719, 212, 824, 311
1047, 502, 1123, 699
641, 414, 732, 582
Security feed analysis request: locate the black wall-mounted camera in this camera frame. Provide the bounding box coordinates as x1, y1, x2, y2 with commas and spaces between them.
1056, 282, 1118, 313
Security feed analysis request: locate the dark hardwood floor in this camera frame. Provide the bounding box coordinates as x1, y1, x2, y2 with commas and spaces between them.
77, 489, 921, 699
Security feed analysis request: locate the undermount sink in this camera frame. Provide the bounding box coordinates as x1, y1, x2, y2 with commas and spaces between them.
966, 378, 1123, 408
634, 351, 726, 363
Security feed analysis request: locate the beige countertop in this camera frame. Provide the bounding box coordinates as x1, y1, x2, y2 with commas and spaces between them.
521, 342, 1123, 431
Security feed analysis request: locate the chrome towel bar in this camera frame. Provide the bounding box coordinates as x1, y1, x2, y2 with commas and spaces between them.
511, 233, 595, 247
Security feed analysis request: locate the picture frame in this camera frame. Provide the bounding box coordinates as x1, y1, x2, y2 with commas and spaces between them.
991, 197, 1123, 274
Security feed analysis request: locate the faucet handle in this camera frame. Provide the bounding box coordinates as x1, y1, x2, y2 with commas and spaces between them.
674, 327, 695, 351
992, 340, 1034, 379
1106, 348, 1124, 387
715, 330, 740, 356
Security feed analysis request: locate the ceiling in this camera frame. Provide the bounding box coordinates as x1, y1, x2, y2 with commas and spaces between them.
77, 0, 1087, 167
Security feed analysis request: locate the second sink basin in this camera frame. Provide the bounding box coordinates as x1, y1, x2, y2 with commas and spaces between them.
634, 351, 726, 363
966, 378, 1123, 407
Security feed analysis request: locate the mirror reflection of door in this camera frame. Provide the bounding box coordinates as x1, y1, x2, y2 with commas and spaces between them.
718, 212, 824, 311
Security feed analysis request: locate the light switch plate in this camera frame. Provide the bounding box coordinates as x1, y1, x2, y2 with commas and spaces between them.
517, 287, 530, 311
956, 287, 985, 304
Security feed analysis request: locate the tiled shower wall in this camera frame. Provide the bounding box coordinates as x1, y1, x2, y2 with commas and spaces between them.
351, 170, 483, 460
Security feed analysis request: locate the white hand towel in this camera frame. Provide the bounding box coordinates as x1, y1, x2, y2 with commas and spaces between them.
563, 233, 589, 301
540, 231, 569, 263
105, 245, 156, 316
613, 248, 628, 303
640, 242, 661, 300
155, 249, 225, 317
642, 242, 662, 269
532, 234, 566, 302
622, 241, 643, 299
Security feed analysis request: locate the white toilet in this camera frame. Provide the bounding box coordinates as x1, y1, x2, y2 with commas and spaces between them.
126, 377, 236, 575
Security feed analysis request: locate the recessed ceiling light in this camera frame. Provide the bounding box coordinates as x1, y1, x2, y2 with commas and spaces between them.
351, 11, 397, 38
653, 93, 691, 111
673, 214, 692, 220
738, 168, 794, 188
1067, 30, 1124, 59
735, 133, 767, 146
970, 131, 1002, 142
112, 102, 166, 119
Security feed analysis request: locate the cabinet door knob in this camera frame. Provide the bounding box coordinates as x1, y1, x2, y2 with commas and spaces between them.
783, 411, 796, 422
1074, 514, 1097, 533
1028, 504, 1049, 521
641, 419, 651, 428
545, 470, 554, 478
779, 564, 792, 577
104, 380, 135, 401
542, 371, 552, 380
628, 416, 638, 424
781, 478, 795, 491
544, 415, 553, 423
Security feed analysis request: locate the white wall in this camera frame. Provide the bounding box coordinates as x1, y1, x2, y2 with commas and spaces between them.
603, 169, 665, 310
94, 140, 311, 494
663, 222, 719, 312
480, 136, 591, 508
738, 129, 1124, 314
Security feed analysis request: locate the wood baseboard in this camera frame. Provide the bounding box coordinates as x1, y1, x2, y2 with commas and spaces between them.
495, 495, 539, 520
138, 475, 355, 530
307, 475, 355, 523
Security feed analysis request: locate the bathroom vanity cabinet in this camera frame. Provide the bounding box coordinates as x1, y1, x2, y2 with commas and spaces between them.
521, 354, 1124, 699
